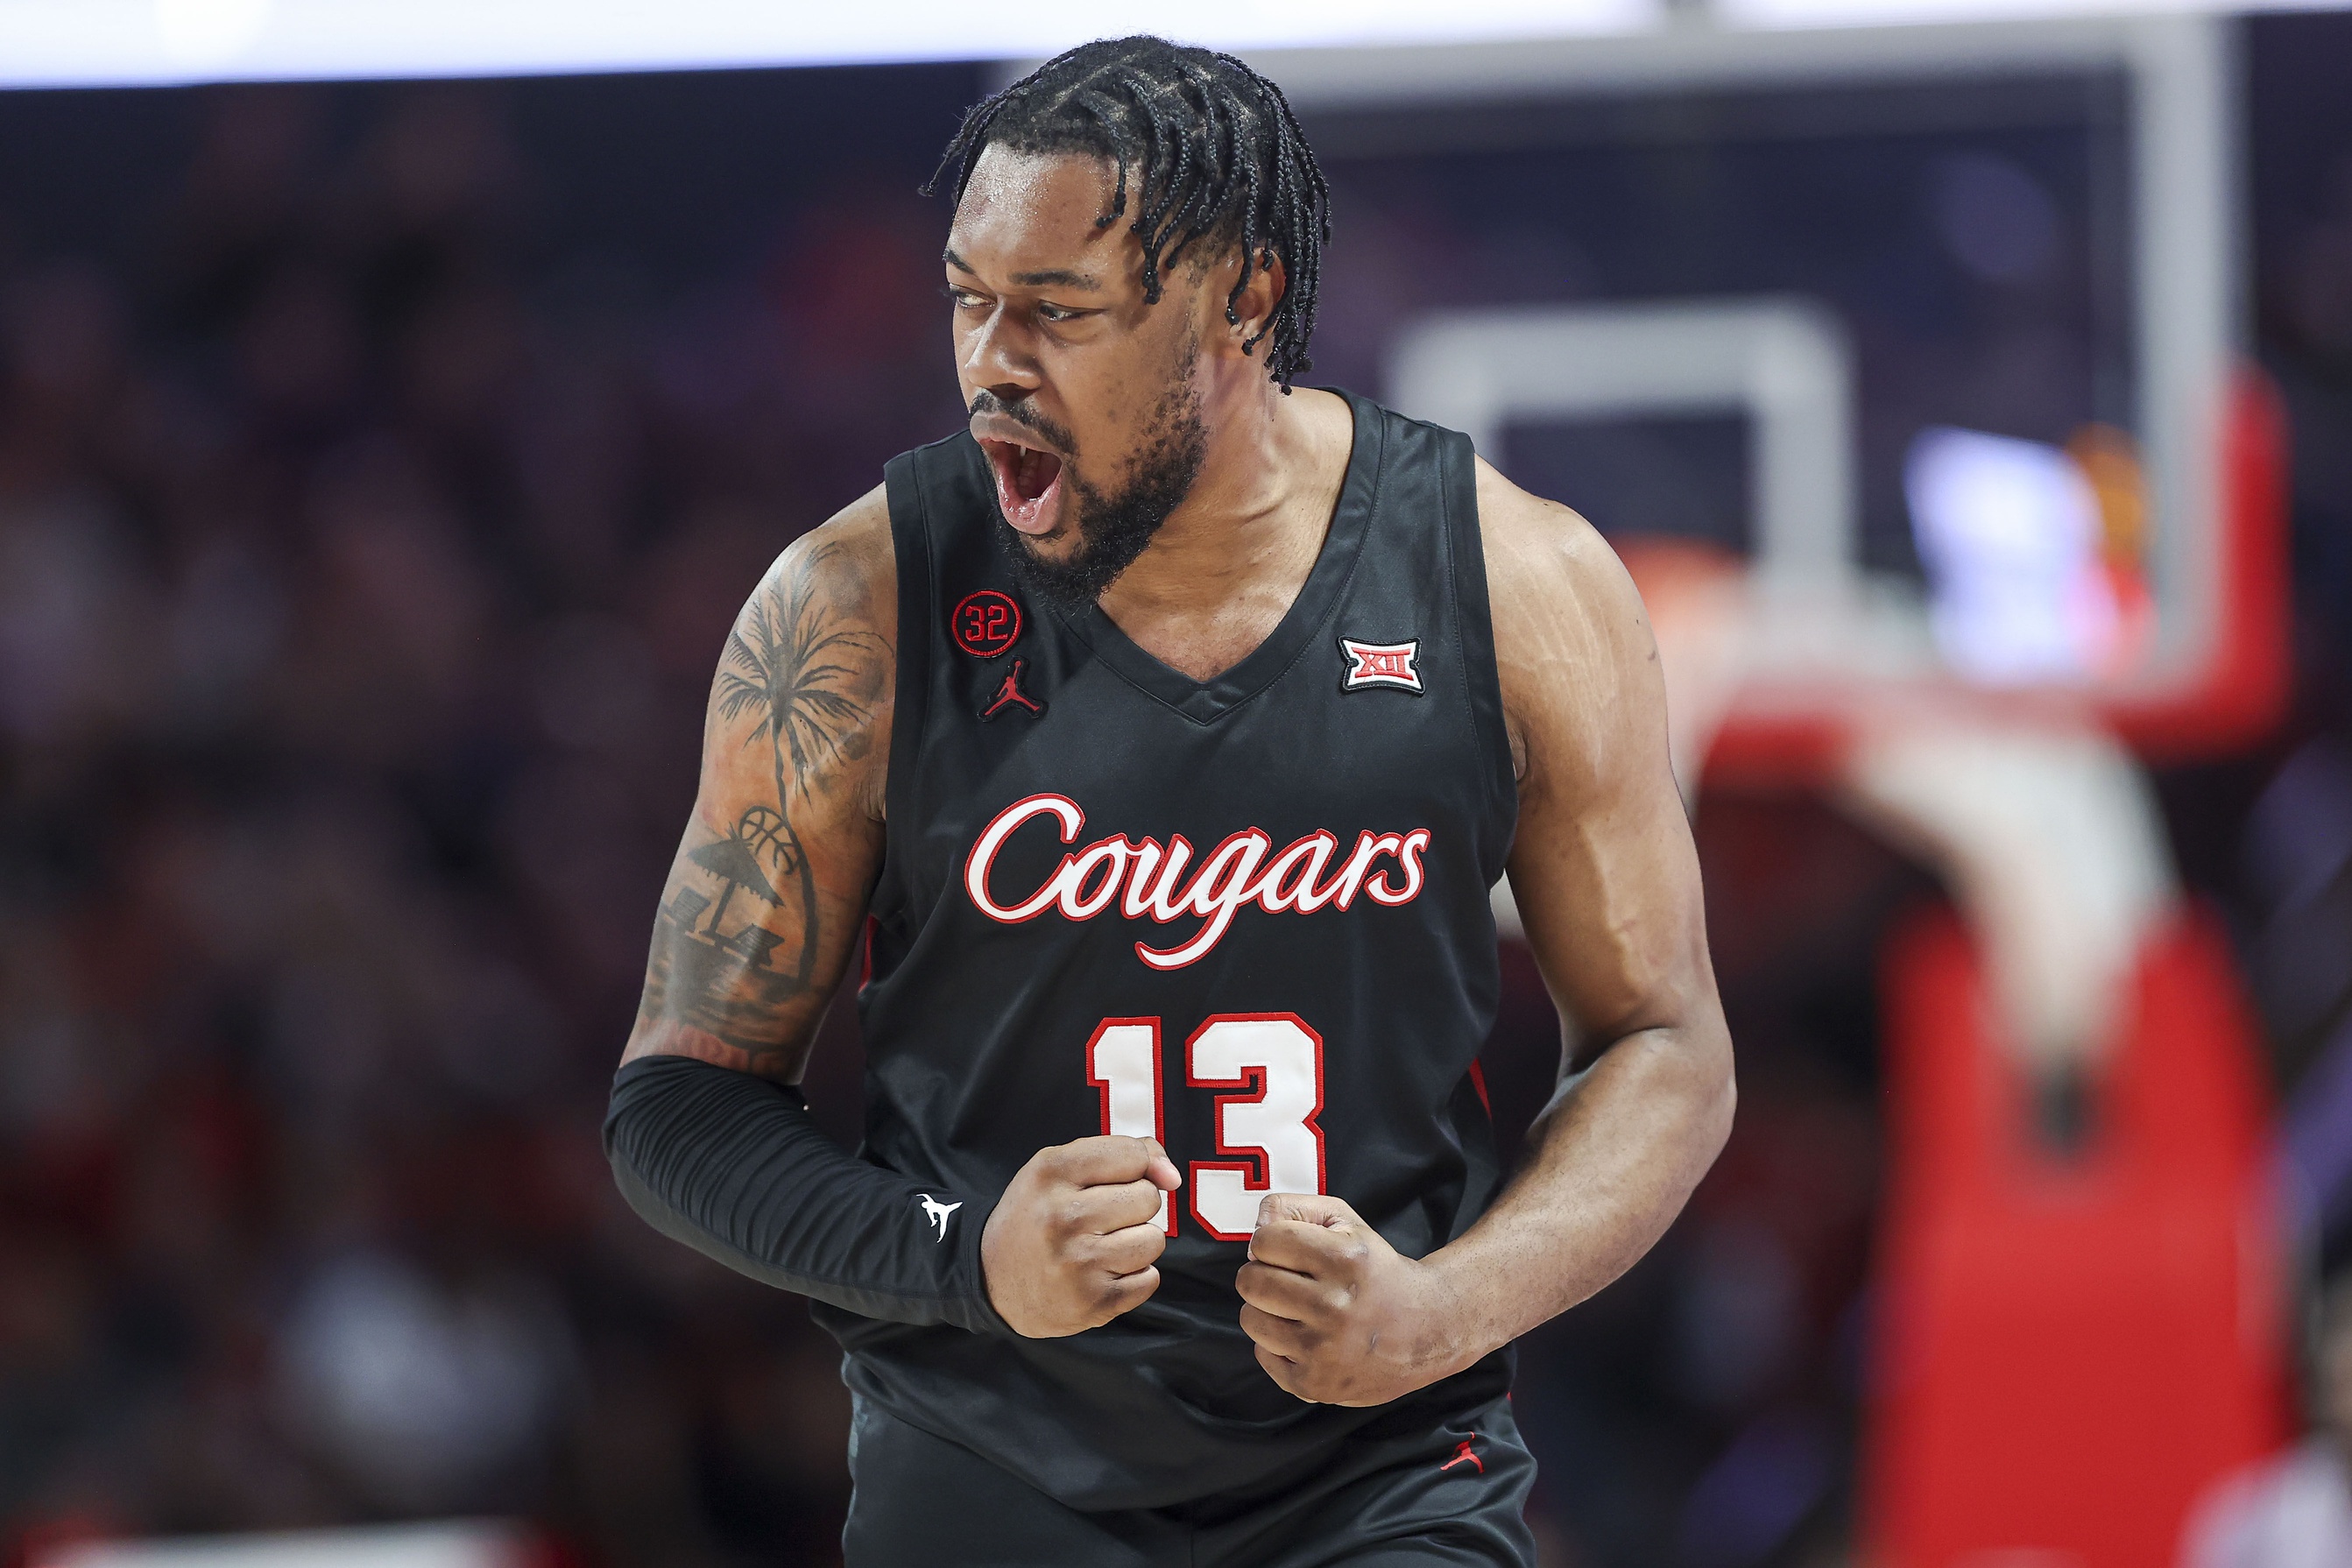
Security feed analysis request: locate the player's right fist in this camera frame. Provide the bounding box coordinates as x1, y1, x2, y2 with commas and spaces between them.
981, 1136, 1183, 1338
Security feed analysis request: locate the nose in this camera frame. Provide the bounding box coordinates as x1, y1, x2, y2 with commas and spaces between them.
961, 304, 1040, 406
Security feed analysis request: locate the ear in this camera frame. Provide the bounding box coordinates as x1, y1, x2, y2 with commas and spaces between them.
1211, 246, 1286, 361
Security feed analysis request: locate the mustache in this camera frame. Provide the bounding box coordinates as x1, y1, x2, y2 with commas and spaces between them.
967, 390, 1077, 457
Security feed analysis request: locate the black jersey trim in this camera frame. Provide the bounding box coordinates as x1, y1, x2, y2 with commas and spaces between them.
876, 446, 942, 934
1437, 425, 1521, 883
1060, 388, 1384, 726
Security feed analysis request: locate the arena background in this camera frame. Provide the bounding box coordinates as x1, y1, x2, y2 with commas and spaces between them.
2, 12, 2350, 1565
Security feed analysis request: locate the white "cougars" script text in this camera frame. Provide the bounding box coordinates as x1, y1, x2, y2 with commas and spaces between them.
963, 793, 1431, 970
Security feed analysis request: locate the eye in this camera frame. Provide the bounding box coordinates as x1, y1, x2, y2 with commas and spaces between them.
1035, 302, 1085, 323
942, 285, 988, 310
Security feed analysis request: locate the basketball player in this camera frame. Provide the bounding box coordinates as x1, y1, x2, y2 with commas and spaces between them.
606, 38, 1734, 1565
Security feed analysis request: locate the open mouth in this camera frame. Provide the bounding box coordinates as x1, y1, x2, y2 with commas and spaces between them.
979, 436, 1066, 535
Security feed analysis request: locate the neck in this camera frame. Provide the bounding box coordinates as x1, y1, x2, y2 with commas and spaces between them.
1096, 378, 1345, 624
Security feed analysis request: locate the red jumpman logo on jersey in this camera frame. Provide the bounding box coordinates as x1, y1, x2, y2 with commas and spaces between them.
1439, 1439, 1484, 1474
980, 658, 1045, 721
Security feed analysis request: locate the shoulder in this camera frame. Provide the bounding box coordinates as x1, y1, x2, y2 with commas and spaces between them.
752, 484, 896, 637
717, 484, 899, 820
1473, 456, 1640, 632
1470, 456, 1663, 788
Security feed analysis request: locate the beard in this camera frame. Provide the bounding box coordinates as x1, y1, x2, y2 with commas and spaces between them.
985, 350, 1209, 616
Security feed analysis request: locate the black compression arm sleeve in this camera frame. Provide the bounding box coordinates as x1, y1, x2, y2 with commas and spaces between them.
604, 1054, 1006, 1332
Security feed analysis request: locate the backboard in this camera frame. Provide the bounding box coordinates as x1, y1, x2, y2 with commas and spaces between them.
1260, 14, 2285, 775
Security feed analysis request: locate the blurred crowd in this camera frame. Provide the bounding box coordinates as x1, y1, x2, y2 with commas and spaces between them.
0, 19, 2348, 1568
0, 72, 965, 1566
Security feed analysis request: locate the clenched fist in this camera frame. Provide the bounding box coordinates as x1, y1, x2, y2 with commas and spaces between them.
982, 1136, 1183, 1338
1236, 1192, 1474, 1406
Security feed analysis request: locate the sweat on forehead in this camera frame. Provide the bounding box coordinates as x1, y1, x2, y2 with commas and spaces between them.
924, 34, 1332, 389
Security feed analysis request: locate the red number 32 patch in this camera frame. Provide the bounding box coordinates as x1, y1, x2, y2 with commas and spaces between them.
953, 590, 1022, 658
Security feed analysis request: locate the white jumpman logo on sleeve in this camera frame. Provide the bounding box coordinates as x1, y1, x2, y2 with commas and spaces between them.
918, 1194, 962, 1241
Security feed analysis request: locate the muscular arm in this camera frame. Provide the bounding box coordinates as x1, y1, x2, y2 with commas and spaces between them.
606, 488, 1176, 1335
1443, 460, 1735, 1331
1239, 460, 1735, 1403
622, 489, 895, 1076
604, 492, 1014, 1329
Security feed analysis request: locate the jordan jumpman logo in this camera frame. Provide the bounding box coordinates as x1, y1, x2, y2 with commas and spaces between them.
917, 1194, 962, 1241
1438, 1439, 1484, 1474
980, 658, 1046, 721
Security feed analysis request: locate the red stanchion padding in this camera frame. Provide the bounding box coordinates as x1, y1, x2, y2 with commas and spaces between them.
2108, 368, 2295, 762
1864, 907, 2290, 1568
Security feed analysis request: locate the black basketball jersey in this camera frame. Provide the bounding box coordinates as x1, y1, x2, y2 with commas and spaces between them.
819, 391, 1520, 1510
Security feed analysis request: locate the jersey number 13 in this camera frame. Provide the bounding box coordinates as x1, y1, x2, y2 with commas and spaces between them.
1085, 1013, 1325, 1241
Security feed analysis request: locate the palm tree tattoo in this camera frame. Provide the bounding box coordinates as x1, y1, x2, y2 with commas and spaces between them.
715, 545, 886, 991
639, 544, 888, 1055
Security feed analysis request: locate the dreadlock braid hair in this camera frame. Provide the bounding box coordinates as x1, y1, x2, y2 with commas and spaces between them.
926, 37, 1332, 392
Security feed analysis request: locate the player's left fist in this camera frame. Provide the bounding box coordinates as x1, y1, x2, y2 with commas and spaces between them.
1234, 1192, 1473, 1407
